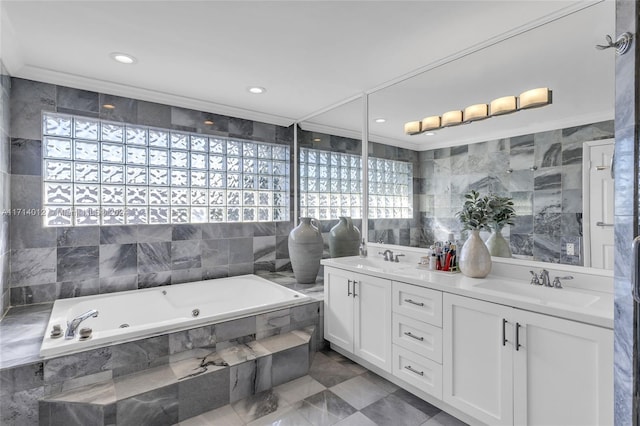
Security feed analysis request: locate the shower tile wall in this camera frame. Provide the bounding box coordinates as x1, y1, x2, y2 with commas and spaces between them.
417, 120, 614, 265
1, 68, 10, 317
8, 78, 294, 307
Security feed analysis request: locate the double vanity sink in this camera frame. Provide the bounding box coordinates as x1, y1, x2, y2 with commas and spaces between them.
324, 254, 613, 327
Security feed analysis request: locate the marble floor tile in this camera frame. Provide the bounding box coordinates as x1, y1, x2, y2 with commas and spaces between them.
334, 411, 379, 426
273, 375, 326, 405
360, 394, 430, 426
392, 388, 441, 418
308, 352, 359, 387
358, 371, 400, 394
231, 389, 288, 424
330, 376, 389, 410
297, 389, 357, 426
245, 403, 312, 426
177, 404, 244, 426
421, 411, 468, 426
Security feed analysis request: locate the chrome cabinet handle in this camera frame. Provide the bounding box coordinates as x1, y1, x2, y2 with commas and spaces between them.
596, 221, 614, 227
404, 365, 424, 376
353, 280, 358, 297
347, 279, 352, 296
515, 322, 522, 351
404, 299, 424, 307
404, 331, 424, 341
633, 237, 640, 303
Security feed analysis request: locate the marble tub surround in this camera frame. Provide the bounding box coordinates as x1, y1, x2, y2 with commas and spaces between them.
39, 328, 314, 426
8, 77, 295, 308
180, 350, 467, 426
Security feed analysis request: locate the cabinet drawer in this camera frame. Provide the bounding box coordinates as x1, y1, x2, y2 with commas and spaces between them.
392, 313, 442, 364
393, 345, 443, 399
392, 281, 442, 326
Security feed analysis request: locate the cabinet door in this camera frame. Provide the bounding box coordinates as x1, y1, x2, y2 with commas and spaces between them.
354, 273, 392, 372
513, 309, 613, 426
443, 293, 513, 425
324, 268, 354, 352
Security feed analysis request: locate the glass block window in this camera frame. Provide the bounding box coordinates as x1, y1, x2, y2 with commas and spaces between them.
299, 148, 412, 220
367, 156, 413, 219
42, 113, 290, 226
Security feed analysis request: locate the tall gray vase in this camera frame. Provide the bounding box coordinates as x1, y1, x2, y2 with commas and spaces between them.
288, 218, 324, 284
329, 217, 361, 257
459, 230, 492, 278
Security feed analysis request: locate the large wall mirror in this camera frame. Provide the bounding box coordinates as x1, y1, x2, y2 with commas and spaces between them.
297, 1, 615, 271
367, 1, 614, 270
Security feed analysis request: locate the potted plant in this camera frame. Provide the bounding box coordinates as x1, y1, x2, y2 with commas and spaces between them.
455, 190, 492, 278
485, 194, 516, 258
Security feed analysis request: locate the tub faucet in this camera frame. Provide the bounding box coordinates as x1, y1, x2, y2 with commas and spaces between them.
65, 309, 98, 340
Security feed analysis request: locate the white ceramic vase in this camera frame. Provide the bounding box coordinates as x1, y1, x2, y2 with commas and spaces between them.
459, 230, 492, 278
485, 227, 512, 258
288, 218, 324, 284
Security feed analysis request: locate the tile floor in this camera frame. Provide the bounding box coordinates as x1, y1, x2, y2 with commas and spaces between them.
177, 349, 468, 426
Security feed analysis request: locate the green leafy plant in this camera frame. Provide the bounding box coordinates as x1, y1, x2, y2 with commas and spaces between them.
486, 193, 516, 230
455, 190, 491, 231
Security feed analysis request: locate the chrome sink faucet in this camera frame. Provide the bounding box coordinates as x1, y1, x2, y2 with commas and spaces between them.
529, 270, 541, 285
540, 269, 551, 287
378, 249, 394, 261
65, 309, 98, 339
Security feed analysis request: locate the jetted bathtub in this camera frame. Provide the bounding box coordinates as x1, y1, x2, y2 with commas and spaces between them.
40, 274, 312, 357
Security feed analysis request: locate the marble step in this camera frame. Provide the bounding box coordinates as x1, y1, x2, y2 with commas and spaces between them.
39, 327, 314, 426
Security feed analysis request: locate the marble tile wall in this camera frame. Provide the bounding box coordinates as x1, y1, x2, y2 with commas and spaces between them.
613, 1, 637, 424
8, 77, 295, 307
416, 121, 614, 265
1, 66, 11, 318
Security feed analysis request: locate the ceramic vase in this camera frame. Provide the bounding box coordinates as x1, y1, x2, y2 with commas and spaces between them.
485, 226, 512, 258
288, 218, 324, 284
459, 230, 492, 278
328, 217, 361, 258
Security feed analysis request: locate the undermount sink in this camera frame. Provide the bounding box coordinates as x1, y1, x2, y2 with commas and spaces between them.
329, 257, 408, 273
474, 280, 600, 308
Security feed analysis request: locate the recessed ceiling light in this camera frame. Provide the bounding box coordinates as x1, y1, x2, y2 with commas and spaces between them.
204, 120, 214, 125
110, 52, 137, 64
313, 138, 321, 142
425, 132, 436, 136
374, 118, 386, 123
102, 104, 115, 110
248, 86, 266, 94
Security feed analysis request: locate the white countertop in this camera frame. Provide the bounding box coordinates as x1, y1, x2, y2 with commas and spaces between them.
321, 255, 614, 329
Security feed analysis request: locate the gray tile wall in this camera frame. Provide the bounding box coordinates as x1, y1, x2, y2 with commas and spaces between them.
416, 121, 614, 265
8, 78, 295, 307
1, 66, 11, 317
613, 0, 637, 424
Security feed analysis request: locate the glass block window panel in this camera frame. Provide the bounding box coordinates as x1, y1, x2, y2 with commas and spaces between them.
42, 112, 289, 226
299, 147, 412, 220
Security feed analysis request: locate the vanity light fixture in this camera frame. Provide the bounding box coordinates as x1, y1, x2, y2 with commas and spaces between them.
248, 86, 266, 94
519, 88, 552, 109
404, 87, 552, 135
463, 104, 489, 122
441, 110, 463, 127
110, 52, 137, 64
490, 96, 517, 116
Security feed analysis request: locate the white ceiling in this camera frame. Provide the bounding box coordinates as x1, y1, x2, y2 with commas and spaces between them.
1, 0, 615, 148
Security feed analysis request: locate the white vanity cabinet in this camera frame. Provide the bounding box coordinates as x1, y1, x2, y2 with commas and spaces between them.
324, 267, 392, 372
443, 293, 613, 426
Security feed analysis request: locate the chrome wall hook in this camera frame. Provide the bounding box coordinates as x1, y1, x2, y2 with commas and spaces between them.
596, 32, 633, 55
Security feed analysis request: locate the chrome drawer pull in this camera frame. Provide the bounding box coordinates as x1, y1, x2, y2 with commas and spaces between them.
596, 221, 614, 227
403, 331, 424, 341
404, 365, 424, 376
404, 298, 424, 307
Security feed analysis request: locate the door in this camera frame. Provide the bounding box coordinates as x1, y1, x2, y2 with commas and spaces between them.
354, 273, 392, 372
584, 139, 614, 269
443, 294, 513, 425
513, 309, 613, 426
324, 267, 354, 351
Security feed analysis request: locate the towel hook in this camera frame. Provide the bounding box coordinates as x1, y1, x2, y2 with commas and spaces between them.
596, 32, 633, 55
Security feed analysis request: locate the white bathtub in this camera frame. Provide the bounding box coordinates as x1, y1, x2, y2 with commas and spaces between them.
40, 275, 313, 357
